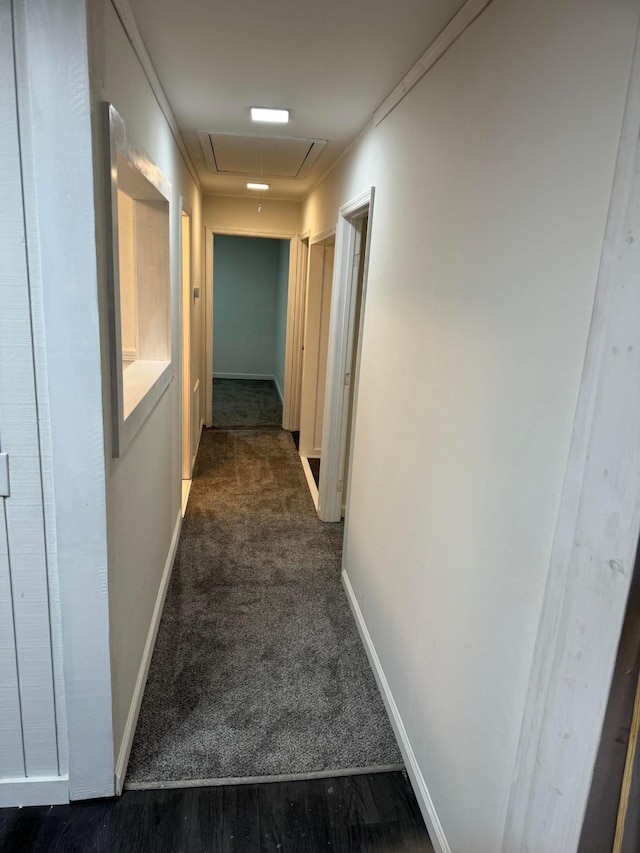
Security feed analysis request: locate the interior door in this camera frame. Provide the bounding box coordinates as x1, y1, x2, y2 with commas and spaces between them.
299, 237, 334, 459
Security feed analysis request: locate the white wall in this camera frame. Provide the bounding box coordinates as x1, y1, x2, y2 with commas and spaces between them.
89, 0, 205, 773
302, 0, 639, 849
203, 195, 301, 237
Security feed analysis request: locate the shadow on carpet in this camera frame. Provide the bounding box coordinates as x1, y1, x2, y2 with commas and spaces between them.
213, 378, 282, 428
126, 428, 402, 785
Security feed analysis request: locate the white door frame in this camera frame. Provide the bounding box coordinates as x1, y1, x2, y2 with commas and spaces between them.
282, 231, 309, 431
502, 27, 640, 852
298, 228, 336, 459
318, 189, 374, 523
204, 226, 297, 428
179, 199, 192, 481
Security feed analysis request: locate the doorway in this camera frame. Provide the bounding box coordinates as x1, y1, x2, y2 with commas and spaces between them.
315, 190, 374, 524
210, 234, 289, 429
203, 229, 309, 437
299, 231, 335, 507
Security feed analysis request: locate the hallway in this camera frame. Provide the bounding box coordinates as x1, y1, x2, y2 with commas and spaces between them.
127, 428, 401, 785
212, 378, 282, 429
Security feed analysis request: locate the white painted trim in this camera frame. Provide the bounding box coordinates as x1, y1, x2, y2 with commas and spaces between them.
206, 226, 295, 427
16, 0, 115, 800
213, 372, 277, 381
0, 777, 69, 808
342, 570, 450, 853
109, 0, 200, 189
104, 103, 174, 457
126, 764, 405, 791
373, 0, 494, 126
503, 24, 640, 852
318, 190, 373, 522
282, 234, 308, 431
339, 190, 373, 220
206, 226, 297, 240
114, 510, 182, 795
180, 197, 193, 481
205, 227, 214, 426
310, 226, 336, 245
300, 456, 319, 510
274, 375, 284, 404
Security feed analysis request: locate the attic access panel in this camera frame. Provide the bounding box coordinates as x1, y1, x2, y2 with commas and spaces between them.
198, 131, 326, 180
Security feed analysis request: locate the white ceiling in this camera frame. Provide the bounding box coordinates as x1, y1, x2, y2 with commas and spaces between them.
127, 0, 466, 200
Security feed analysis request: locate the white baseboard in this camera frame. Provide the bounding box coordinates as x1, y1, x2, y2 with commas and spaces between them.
0, 776, 69, 807
114, 510, 182, 795
213, 372, 275, 381
274, 376, 284, 404
342, 570, 451, 853
300, 455, 319, 510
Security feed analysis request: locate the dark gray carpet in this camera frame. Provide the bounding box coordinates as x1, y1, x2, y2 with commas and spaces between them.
213, 378, 282, 429
126, 428, 402, 784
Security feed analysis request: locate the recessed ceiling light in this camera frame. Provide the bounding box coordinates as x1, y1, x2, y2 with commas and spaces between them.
247, 182, 269, 191
250, 107, 289, 124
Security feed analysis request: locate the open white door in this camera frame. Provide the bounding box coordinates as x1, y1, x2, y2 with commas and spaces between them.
318, 190, 374, 523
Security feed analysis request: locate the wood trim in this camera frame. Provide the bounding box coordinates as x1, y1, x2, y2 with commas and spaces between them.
373, 0, 494, 126
342, 570, 451, 853
114, 510, 182, 795
109, 0, 200, 189
502, 25, 640, 852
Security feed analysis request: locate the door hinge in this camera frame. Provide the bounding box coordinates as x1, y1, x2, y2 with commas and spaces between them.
353, 252, 360, 268
344, 373, 351, 386
0, 453, 9, 497
337, 480, 343, 493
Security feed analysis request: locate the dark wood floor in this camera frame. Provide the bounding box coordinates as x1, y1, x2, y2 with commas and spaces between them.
308, 456, 321, 488
0, 771, 433, 852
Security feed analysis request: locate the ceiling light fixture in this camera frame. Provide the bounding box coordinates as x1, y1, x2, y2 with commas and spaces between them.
247, 182, 269, 191
250, 107, 289, 124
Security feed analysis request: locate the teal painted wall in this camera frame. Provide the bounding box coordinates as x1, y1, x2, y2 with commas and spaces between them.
213, 235, 289, 384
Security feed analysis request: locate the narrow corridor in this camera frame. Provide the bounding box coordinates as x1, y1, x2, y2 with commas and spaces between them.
127, 428, 401, 785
